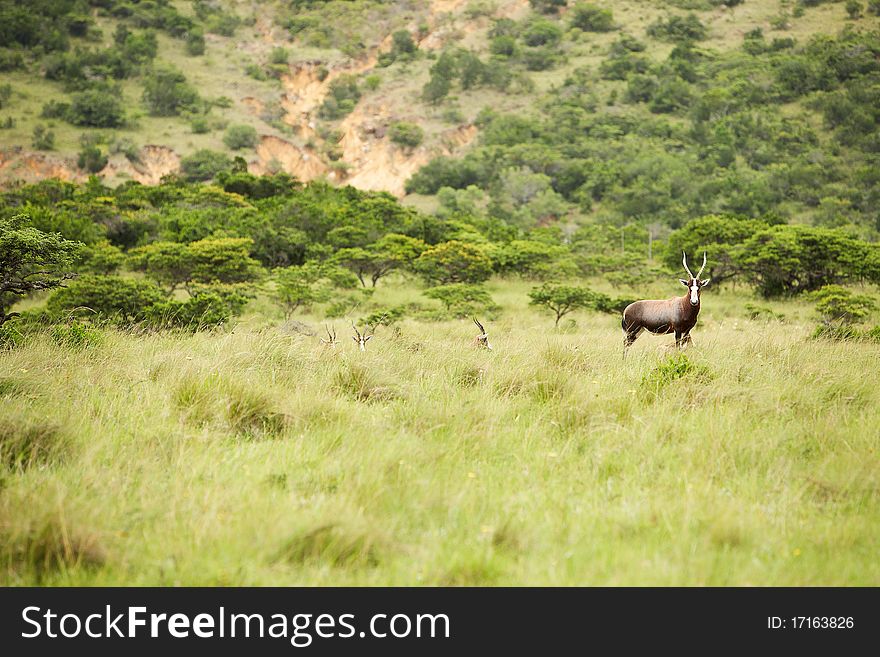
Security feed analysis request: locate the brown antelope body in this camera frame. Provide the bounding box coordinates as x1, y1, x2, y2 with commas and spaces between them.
622, 252, 710, 350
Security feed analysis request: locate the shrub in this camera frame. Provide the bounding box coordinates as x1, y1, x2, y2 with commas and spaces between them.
180, 149, 233, 181
0, 215, 81, 326
270, 47, 289, 65
47, 275, 166, 323
0, 49, 24, 72
647, 14, 708, 42
144, 288, 248, 330
223, 124, 258, 150
318, 75, 360, 119
31, 125, 55, 150
530, 0, 567, 14
528, 283, 609, 327
522, 47, 559, 71
491, 35, 518, 57
415, 241, 494, 284
77, 138, 108, 173
389, 122, 424, 148
423, 283, 498, 318
808, 285, 876, 324
640, 353, 712, 401
744, 303, 785, 322
391, 30, 417, 59
364, 74, 381, 91
68, 89, 125, 127
142, 66, 201, 116
570, 3, 616, 32
186, 30, 206, 56
190, 115, 211, 134
522, 19, 563, 47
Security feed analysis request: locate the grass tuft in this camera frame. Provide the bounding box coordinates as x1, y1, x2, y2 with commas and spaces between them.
0, 413, 71, 471
277, 523, 382, 568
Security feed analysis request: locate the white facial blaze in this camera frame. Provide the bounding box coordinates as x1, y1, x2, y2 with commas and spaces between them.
690, 281, 700, 304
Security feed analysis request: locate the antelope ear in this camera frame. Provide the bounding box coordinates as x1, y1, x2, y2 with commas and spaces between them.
679, 279, 689, 287
365, 335, 373, 341
700, 278, 711, 287
352, 336, 358, 343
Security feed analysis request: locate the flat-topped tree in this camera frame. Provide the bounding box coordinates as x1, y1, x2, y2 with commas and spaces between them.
0, 215, 81, 326
528, 283, 603, 328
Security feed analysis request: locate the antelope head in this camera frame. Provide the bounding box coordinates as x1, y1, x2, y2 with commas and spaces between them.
473, 317, 492, 350
680, 251, 711, 307
320, 325, 339, 348
351, 323, 373, 351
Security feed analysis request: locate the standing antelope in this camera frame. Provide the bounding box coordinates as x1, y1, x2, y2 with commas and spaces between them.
622, 251, 711, 350
320, 325, 339, 348
351, 323, 373, 351
472, 317, 492, 350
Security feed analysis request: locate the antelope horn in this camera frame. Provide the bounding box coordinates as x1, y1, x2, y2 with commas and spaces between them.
473, 317, 486, 334
696, 251, 707, 279
682, 251, 694, 279
351, 323, 361, 339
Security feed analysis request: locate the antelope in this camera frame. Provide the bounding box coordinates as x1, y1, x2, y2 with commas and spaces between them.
320, 325, 339, 348
622, 252, 711, 351
473, 317, 492, 350
351, 323, 373, 351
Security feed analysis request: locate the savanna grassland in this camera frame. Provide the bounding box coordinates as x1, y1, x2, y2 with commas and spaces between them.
2, 281, 879, 586
2, 0, 880, 588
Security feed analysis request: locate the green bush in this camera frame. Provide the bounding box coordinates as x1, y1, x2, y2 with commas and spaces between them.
423, 283, 498, 318
570, 3, 616, 32
180, 149, 234, 181
32, 125, 55, 150
415, 241, 494, 284
808, 285, 875, 324
145, 289, 248, 330
647, 14, 708, 42
186, 30, 206, 56
640, 353, 712, 401
528, 283, 613, 327
318, 75, 361, 119
223, 124, 258, 150
389, 122, 424, 148
47, 275, 166, 323
68, 89, 125, 127
522, 19, 563, 47
142, 67, 201, 116
77, 142, 107, 174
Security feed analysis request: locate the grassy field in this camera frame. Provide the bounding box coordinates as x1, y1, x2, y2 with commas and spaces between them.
2, 279, 878, 585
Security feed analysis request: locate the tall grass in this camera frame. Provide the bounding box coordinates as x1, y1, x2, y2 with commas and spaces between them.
0, 287, 878, 585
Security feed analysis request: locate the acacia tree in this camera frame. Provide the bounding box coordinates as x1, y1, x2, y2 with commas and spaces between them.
130, 237, 262, 295
272, 262, 356, 318
0, 215, 81, 326
528, 284, 603, 327
335, 233, 426, 287
128, 241, 192, 294
414, 240, 493, 284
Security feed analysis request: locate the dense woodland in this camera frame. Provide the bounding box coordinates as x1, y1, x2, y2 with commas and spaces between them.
1, 1, 879, 336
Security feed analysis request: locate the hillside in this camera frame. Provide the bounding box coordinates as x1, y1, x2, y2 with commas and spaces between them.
0, 1, 877, 233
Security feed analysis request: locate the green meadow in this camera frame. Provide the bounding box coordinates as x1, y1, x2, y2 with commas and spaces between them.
2, 281, 878, 586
